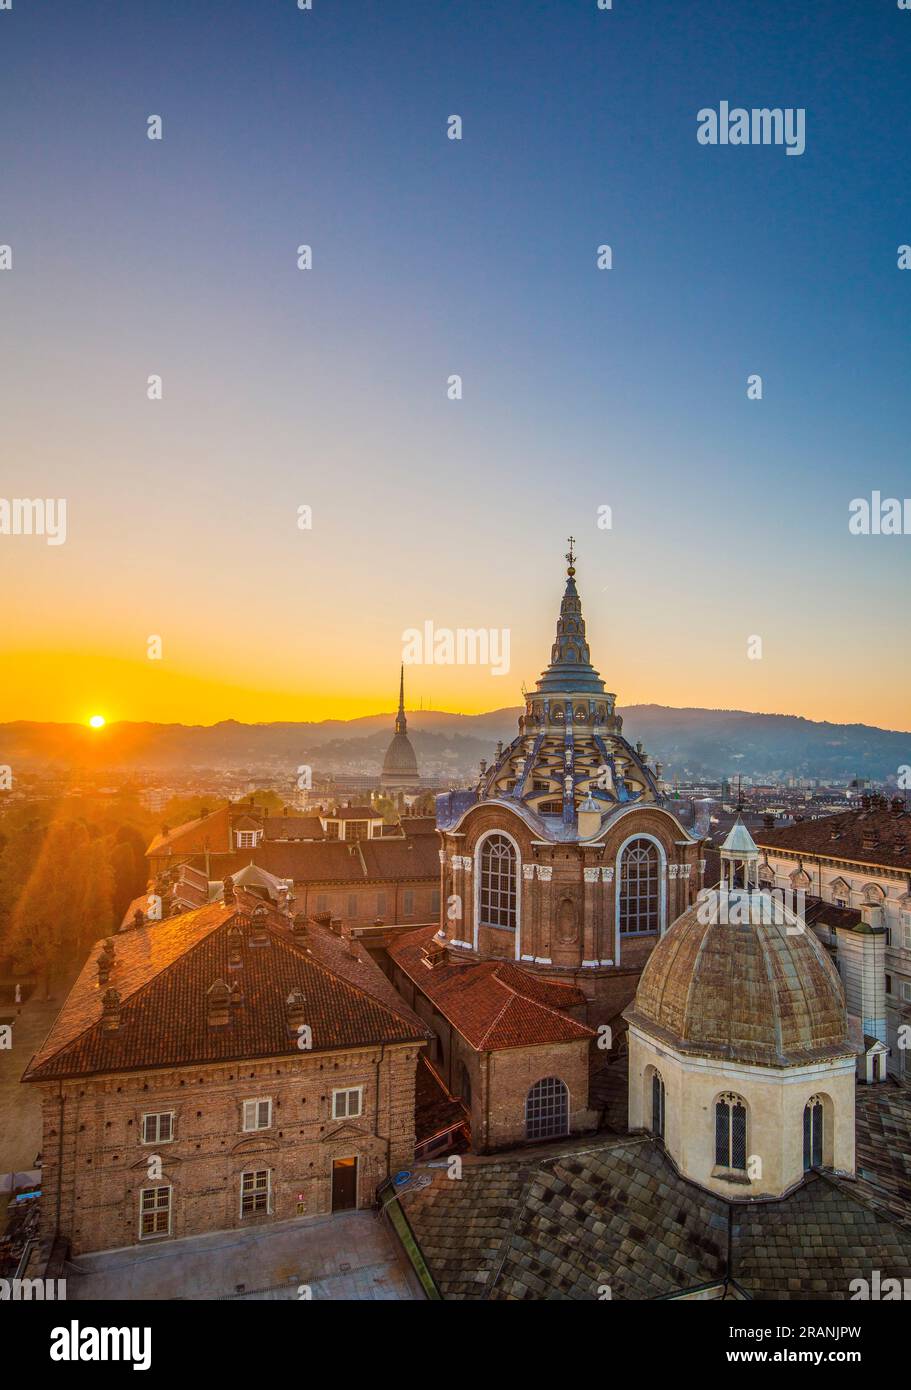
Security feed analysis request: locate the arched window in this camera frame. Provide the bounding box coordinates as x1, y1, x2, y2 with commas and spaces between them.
651, 1070, 665, 1139
525, 1077, 569, 1141
478, 834, 517, 930
715, 1093, 747, 1170
619, 838, 660, 934
803, 1095, 824, 1171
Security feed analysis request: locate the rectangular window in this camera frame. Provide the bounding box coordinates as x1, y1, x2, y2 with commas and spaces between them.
902, 912, 911, 949
332, 1087, 363, 1120
142, 1112, 174, 1144
403, 889, 415, 916
376, 891, 387, 917
324, 821, 339, 840
139, 1185, 171, 1238
316, 893, 329, 913
902, 982, 911, 1004
431, 888, 440, 915
349, 821, 369, 841
347, 894, 358, 919
240, 1169, 270, 1217
236, 830, 257, 848
242, 1098, 272, 1132
885, 973, 893, 995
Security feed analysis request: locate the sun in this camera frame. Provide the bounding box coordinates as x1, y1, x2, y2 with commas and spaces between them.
88, 714, 106, 729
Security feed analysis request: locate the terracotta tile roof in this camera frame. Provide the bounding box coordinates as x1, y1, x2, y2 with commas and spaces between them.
22, 905, 427, 1083
189, 834, 440, 885
389, 928, 593, 1051
414, 1056, 468, 1144
848, 1084, 911, 1226
261, 816, 324, 841
757, 806, 911, 872
399, 1132, 911, 1299
146, 805, 232, 857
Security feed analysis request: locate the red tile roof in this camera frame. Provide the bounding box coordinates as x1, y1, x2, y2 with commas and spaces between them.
757, 806, 911, 872
23, 905, 428, 1082
198, 834, 440, 885
146, 805, 232, 857
389, 928, 594, 1052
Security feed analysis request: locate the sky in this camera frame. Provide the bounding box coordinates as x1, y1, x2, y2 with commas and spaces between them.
1, 0, 909, 731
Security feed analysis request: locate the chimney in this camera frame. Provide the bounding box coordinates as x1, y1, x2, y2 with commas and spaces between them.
97, 938, 115, 986
230, 981, 243, 1008
101, 988, 121, 1032
862, 828, 878, 852
206, 979, 231, 1027
329, 917, 342, 935
291, 913, 308, 939
132, 909, 145, 929
227, 926, 243, 967
891, 796, 904, 816
223, 876, 236, 905
763, 813, 775, 830
286, 989, 306, 1031
250, 902, 270, 944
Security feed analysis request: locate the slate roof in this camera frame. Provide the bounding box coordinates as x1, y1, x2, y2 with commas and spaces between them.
757, 806, 911, 872
399, 1131, 911, 1300
22, 905, 427, 1082
390, 927, 594, 1051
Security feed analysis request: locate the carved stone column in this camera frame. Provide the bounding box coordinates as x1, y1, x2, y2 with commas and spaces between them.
583, 867, 600, 965
520, 864, 536, 961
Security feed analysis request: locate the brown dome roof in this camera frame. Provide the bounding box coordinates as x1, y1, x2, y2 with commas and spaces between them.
624, 894, 852, 1067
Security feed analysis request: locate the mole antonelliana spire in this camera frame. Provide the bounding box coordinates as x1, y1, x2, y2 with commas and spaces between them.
381, 665, 419, 791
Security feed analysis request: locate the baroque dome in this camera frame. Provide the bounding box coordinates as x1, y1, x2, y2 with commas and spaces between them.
624, 893, 852, 1068
436, 542, 669, 843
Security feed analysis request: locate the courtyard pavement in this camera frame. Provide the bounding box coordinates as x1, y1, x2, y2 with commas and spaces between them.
64, 1209, 424, 1301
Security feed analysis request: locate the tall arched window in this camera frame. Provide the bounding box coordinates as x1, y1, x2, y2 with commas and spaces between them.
525, 1076, 569, 1141
803, 1095, 824, 1171
715, 1093, 747, 1170
478, 834, 517, 930
651, 1070, 665, 1139
619, 838, 660, 934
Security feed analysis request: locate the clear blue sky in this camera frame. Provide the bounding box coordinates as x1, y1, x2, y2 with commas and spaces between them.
1, 1, 909, 729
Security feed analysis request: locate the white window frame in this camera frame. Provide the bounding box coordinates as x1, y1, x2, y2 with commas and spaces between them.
901, 982, 911, 1004
141, 1111, 175, 1145
240, 1168, 271, 1218
242, 1097, 273, 1132
236, 830, 258, 849
331, 1086, 364, 1120
902, 911, 911, 950
139, 1184, 172, 1239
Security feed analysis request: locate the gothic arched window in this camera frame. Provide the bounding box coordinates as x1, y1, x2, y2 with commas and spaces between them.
651, 1070, 665, 1139
619, 838, 660, 934
525, 1077, 569, 1141
803, 1095, 824, 1171
715, 1093, 747, 1170
478, 834, 517, 931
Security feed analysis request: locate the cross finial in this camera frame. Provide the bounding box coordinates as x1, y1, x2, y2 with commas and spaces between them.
565, 535, 576, 571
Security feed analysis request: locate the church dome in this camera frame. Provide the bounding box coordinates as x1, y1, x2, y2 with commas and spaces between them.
625, 894, 852, 1067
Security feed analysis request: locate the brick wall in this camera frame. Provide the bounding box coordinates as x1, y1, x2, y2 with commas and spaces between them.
37, 1042, 420, 1256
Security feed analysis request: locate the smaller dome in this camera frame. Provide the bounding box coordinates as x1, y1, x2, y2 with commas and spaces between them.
625, 892, 852, 1067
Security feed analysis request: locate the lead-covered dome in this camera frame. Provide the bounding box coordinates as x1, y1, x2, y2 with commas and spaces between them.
624, 892, 852, 1067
